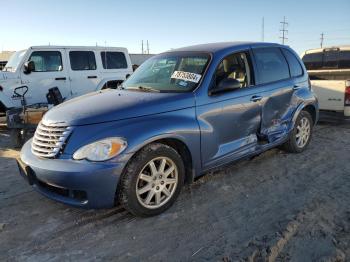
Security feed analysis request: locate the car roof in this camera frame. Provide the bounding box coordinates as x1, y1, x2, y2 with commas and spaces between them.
28, 46, 128, 52
165, 42, 284, 54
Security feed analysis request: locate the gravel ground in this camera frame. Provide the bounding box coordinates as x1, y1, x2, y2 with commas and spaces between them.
0, 122, 349, 261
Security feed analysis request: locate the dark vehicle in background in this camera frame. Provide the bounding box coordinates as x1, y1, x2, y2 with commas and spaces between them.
18, 42, 318, 217
302, 46, 350, 118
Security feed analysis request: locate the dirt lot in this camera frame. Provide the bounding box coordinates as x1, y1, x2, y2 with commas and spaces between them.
0, 121, 349, 261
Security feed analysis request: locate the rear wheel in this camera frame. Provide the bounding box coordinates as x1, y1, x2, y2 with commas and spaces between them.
119, 143, 185, 217
283, 110, 313, 153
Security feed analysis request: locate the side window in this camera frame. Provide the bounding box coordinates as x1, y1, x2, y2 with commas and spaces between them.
323, 49, 339, 68
302, 52, 323, 70
339, 51, 350, 69
253, 47, 290, 84
101, 52, 127, 69
282, 48, 303, 77
214, 52, 253, 89
69, 51, 96, 71
29, 51, 63, 72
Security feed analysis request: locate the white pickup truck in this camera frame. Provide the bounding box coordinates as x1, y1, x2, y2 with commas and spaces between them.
0, 46, 137, 114
301, 46, 350, 118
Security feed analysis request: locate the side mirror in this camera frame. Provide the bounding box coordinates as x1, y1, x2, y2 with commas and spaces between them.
209, 78, 241, 95
24, 61, 35, 74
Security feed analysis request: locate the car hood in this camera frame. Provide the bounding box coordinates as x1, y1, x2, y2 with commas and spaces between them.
42, 89, 195, 126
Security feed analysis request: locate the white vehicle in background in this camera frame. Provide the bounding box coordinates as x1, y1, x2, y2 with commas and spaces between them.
301, 46, 350, 118
0, 46, 133, 114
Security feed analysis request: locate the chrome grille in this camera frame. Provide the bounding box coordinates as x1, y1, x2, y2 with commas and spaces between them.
32, 121, 73, 158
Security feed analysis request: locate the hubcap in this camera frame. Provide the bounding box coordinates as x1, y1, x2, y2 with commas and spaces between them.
295, 117, 311, 148
136, 157, 178, 209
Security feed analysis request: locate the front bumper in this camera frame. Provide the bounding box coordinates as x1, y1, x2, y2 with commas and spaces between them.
19, 139, 127, 209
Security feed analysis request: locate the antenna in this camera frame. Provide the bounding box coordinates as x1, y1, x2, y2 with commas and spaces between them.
279, 16, 288, 45
320, 33, 324, 48
261, 17, 265, 42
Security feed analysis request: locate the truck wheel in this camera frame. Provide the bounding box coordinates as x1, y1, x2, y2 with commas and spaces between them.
10, 129, 25, 148
119, 143, 185, 217
282, 110, 313, 153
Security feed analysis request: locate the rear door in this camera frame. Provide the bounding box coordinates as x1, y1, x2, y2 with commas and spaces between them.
251, 47, 300, 142
68, 50, 99, 97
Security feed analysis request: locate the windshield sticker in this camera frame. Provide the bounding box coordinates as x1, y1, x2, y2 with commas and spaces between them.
178, 80, 188, 87
171, 71, 202, 83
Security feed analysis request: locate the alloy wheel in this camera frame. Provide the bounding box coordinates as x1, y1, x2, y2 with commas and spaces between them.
295, 117, 311, 148
136, 157, 178, 209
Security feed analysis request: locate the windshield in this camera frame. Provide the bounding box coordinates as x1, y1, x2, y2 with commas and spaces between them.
3, 50, 26, 72
122, 52, 210, 92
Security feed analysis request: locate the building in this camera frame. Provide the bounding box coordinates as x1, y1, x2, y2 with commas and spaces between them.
0, 51, 15, 70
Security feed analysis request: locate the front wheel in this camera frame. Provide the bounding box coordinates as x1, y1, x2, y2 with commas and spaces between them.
118, 143, 185, 217
282, 110, 313, 153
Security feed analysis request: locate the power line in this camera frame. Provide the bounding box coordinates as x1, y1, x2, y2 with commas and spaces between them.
279, 16, 288, 45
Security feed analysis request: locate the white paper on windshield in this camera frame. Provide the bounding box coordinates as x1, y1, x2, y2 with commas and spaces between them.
171, 71, 202, 83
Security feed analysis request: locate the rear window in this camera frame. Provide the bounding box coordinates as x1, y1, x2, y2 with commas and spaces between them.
101, 52, 127, 69
253, 47, 290, 84
69, 51, 96, 71
282, 48, 303, 77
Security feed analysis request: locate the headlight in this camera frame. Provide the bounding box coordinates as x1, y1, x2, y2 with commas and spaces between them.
73, 137, 127, 161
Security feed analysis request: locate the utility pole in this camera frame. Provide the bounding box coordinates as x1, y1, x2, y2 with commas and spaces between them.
146, 40, 150, 54
262, 17, 265, 42
320, 33, 324, 48
142, 40, 144, 54
279, 16, 288, 45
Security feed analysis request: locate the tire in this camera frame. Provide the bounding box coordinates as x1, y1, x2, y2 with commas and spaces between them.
282, 110, 313, 153
118, 143, 185, 217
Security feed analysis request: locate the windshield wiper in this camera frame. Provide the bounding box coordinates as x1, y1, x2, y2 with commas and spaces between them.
127, 86, 160, 93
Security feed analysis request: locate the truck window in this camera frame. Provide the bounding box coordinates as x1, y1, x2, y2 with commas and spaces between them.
302, 52, 323, 70
323, 49, 339, 68
282, 48, 303, 77
214, 52, 252, 88
29, 51, 63, 72
253, 47, 290, 84
339, 51, 350, 69
101, 52, 127, 69
69, 51, 96, 71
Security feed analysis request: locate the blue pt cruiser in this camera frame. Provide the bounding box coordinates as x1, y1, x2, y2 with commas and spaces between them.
18, 42, 318, 216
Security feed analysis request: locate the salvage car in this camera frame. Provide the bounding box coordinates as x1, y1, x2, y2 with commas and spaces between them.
18, 42, 319, 217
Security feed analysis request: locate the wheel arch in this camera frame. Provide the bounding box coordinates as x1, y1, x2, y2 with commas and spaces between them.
292, 102, 318, 128
123, 134, 196, 185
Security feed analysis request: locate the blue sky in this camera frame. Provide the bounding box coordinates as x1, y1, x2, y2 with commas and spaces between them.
1, 0, 349, 55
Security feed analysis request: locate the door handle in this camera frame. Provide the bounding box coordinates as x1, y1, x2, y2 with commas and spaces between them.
87, 76, 97, 79
250, 95, 262, 102
293, 85, 301, 90
55, 77, 66, 80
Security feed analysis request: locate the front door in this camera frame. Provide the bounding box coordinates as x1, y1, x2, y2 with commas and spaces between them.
197, 51, 263, 170
20, 49, 71, 105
